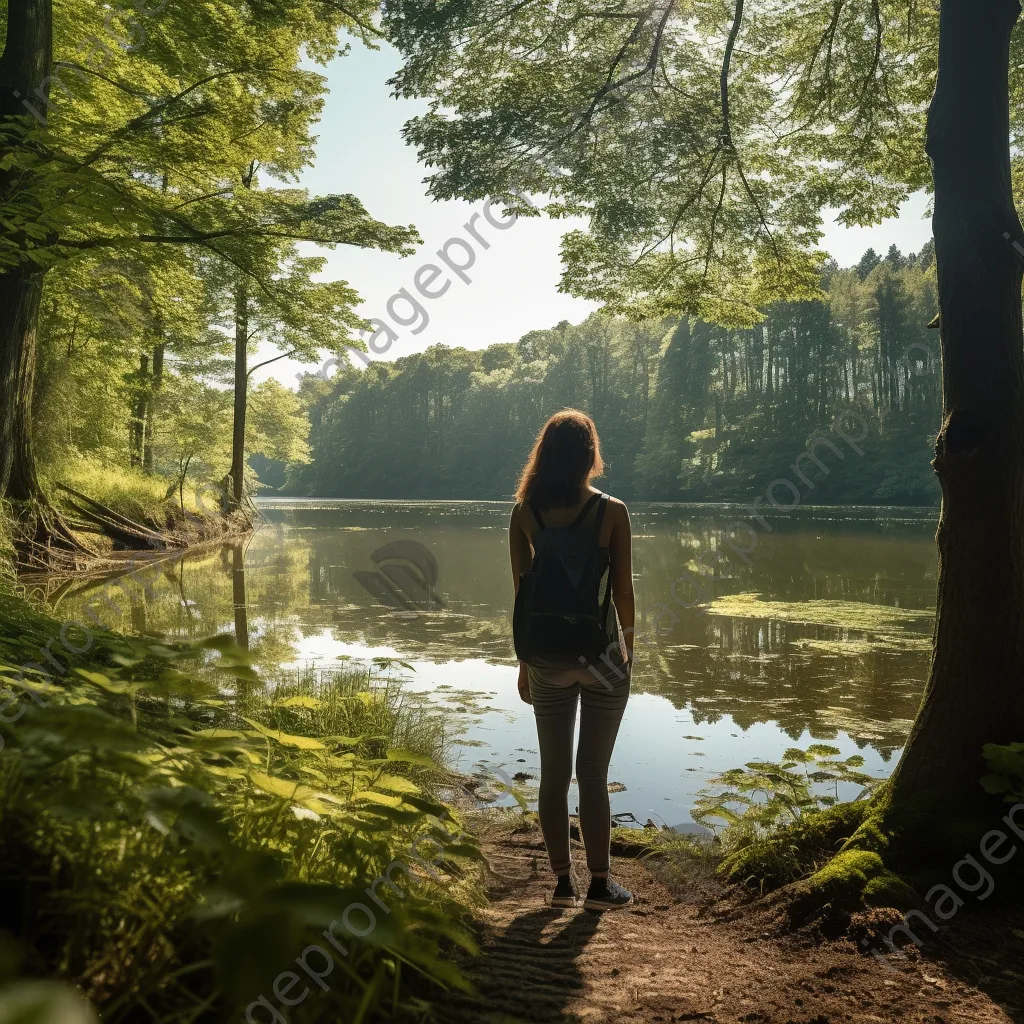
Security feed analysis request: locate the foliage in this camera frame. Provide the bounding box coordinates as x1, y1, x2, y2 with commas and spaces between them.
382, 0, 939, 323
247, 380, 312, 466
290, 246, 940, 504
717, 801, 873, 894
981, 742, 1024, 803
5, 0, 410, 277
692, 744, 878, 890
693, 743, 878, 831
0, 591, 482, 1022
2, 0, 420, 513
242, 665, 452, 773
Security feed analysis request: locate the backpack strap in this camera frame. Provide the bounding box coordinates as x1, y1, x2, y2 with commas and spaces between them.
596, 494, 614, 628
593, 493, 610, 537
569, 492, 601, 528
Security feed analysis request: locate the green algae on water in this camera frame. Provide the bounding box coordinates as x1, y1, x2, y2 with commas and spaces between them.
706, 593, 933, 635
792, 637, 933, 655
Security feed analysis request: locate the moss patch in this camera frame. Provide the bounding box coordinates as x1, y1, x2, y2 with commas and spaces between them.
720, 800, 870, 892
862, 870, 918, 909
800, 849, 885, 902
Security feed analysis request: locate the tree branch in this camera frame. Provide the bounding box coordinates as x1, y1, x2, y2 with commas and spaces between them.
546, 1, 675, 161
77, 68, 255, 169
52, 62, 151, 99
313, 0, 384, 39
720, 0, 743, 151
247, 349, 298, 378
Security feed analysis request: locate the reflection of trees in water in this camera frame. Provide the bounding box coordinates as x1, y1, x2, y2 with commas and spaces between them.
56, 548, 231, 639
231, 542, 249, 650
56, 529, 319, 675
59, 502, 936, 760
636, 613, 926, 757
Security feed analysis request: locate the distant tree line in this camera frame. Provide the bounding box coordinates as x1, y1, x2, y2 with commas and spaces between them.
287, 244, 941, 505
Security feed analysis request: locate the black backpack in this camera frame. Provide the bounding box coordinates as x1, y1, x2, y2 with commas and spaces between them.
513, 492, 616, 669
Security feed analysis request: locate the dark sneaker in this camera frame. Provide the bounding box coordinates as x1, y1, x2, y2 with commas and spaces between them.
551, 876, 578, 908
583, 879, 633, 911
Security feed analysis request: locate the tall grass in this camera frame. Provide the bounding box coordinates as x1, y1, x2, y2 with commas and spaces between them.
49, 457, 207, 526
246, 664, 451, 769
0, 589, 482, 1022
0, 502, 15, 587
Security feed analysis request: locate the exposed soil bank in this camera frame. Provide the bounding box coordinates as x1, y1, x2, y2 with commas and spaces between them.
15, 504, 252, 584
446, 825, 1022, 1024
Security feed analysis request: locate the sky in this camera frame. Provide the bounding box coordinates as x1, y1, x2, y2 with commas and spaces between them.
253, 42, 933, 388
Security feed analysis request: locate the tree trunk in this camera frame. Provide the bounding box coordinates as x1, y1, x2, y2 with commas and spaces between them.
888, 0, 1024, 807
0, 269, 45, 500
130, 352, 149, 469
0, 0, 51, 502
143, 341, 164, 474
228, 281, 249, 511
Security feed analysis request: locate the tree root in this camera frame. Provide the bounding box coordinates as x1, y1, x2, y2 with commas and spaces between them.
11, 498, 99, 572
54, 483, 169, 550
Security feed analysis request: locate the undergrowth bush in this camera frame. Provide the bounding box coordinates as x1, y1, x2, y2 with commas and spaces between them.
982, 741, 1024, 803
693, 745, 879, 892
0, 590, 481, 1022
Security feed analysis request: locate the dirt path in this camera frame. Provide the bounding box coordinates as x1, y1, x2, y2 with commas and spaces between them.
446, 828, 1022, 1024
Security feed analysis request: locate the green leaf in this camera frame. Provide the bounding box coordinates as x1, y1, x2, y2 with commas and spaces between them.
241, 716, 325, 750
386, 748, 438, 768
275, 695, 323, 709
782, 748, 814, 764
0, 981, 99, 1023
980, 773, 1015, 795
73, 668, 140, 694
373, 773, 421, 795
248, 771, 320, 805
353, 790, 406, 808
806, 744, 842, 758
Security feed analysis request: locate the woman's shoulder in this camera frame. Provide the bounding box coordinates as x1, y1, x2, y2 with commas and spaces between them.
509, 499, 530, 527
595, 490, 628, 512
591, 490, 628, 527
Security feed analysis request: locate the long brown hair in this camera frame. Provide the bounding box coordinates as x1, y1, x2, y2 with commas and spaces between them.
515, 409, 604, 509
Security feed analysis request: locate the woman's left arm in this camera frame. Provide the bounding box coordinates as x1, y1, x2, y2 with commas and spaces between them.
509, 502, 533, 591
609, 501, 636, 664
509, 503, 533, 703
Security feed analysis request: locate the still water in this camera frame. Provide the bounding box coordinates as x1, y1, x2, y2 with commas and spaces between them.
55, 499, 939, 830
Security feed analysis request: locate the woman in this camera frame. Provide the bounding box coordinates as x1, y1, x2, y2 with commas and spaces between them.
508, 409, 635, 911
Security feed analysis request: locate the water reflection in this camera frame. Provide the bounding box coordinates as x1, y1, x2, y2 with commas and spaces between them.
51, 499, 938, 825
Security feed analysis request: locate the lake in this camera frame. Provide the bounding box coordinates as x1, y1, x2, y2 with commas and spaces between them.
54, 498, 939, 831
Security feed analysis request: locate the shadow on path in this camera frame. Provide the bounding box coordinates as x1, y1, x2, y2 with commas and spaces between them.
449, 905, 602, 1023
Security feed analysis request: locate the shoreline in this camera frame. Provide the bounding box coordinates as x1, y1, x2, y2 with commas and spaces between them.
14, 507, 254, 592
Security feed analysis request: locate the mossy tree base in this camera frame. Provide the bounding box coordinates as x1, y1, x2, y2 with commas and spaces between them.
733, 785, 1024, 933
